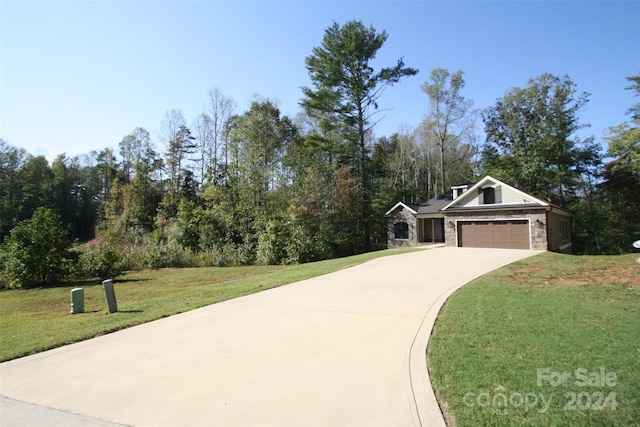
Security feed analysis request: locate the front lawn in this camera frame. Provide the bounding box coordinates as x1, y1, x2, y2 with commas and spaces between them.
427, 252, 640, 426
0, 248, 417, 362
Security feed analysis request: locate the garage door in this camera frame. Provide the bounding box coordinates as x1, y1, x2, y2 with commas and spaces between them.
458, 220, 530, 249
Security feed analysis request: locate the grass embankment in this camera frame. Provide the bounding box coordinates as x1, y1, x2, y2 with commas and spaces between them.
427, 252, 640, 426
0, 247, 418, 362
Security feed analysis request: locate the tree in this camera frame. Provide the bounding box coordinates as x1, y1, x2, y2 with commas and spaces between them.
116, 128, 160, 231
605, 74, 640, 172
192, 90, 237, 188
119, 127, 154, 182
164, 124, 197, 218
0, 208, 74, 288
598, 74, 640, 252
93, 148, 119, 221
482, 73, 591, 206
206, 88, 236, 180
74, 153, 103, 241
51, 154, 83, 239
18, 155, 54, 218
232, 100, 295, 203
0, 140, 30, 239
192, 113, 215, 187
227, 99, 298, 254
302, 20, 418, 250
570, 140, 604, 253
160, 110, 197, 218
380, 130, 422, 203
420, 68, 477, 195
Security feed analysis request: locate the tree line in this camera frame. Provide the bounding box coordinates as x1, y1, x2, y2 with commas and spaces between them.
1, 20, 638, 288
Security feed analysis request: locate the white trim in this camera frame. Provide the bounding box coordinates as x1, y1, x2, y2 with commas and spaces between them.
416, 213, 445, 219
549, 206, 571, 217
385, 201, 417, 216
442, 175, 550, 211
455, 218, 532, 250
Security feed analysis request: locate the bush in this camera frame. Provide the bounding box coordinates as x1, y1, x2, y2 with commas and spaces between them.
0, 208, 75, 288
143, 240, 186, 269
257, 221, 287, 265
80, 242, 126, 280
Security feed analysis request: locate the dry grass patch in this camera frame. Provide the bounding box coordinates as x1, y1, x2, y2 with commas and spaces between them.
508, 255, 640, 289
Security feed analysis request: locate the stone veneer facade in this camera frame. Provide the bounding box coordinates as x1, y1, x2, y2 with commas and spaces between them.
387, 206, 418, 248
443, 208, 549, 251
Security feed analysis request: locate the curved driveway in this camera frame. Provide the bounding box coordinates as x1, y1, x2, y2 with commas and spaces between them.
1, 247, 539, 427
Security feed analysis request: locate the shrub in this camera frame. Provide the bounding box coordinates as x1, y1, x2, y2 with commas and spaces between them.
257, 221, 287, 265
143, 240, 186, 269
80, 242, 126, 280
0, 208, 74, 288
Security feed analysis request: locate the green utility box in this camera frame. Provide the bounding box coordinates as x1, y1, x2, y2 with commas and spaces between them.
102, 279, 118, 313
70, 288, 84, 314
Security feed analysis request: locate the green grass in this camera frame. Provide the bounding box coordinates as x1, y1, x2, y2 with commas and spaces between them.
0, 247, 418, 362
427, 252, 640, 426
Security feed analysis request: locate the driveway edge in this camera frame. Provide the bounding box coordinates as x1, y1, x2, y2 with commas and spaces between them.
408, 278, 464, 427
408, 250, 542, 427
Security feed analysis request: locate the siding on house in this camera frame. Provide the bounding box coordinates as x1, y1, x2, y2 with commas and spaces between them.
448, 184, 535, 208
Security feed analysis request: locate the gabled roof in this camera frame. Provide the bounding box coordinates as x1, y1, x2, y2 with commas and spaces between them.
385, 201, 418, 216
386, 176, 571, 218
441, 175, 550, 211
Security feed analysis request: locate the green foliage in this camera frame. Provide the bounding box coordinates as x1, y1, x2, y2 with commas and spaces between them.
302, 20, 418, 249
143, 240, 187, 269
256, 220, 287, 265
229, 99, 297, 227
4, 28, 634, 264
79, 241, 126, 280
162, 114, 197, 218
0, 141, 33, 239
0, 208, 75, 288
605, 74, 640, 173
482, 73, 591, 207
477, 72, 640, 254
174, 198, 202, 252
590, 74, 640, 253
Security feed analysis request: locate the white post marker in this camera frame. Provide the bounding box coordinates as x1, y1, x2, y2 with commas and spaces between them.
70, 288, 84, 314
102, 279, 118, 313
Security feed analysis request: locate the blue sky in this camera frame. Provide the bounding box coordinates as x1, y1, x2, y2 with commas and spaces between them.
1, 1, 638, 162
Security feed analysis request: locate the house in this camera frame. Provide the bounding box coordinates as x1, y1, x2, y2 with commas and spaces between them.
385, 175, 572, 252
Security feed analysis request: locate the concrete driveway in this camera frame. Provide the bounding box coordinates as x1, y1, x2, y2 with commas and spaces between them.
0, 247, 539, 427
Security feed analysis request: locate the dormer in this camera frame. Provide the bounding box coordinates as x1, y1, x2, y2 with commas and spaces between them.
451, 184, 469, 200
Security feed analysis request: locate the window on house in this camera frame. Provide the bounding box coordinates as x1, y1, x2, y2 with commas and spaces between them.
394, 222, 409, 240
483, 187, 496, 204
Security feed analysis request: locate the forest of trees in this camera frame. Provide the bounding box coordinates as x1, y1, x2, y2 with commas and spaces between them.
1, 21, 638, 288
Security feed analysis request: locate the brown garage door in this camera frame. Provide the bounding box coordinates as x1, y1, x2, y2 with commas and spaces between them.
458, 220, 530, 249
